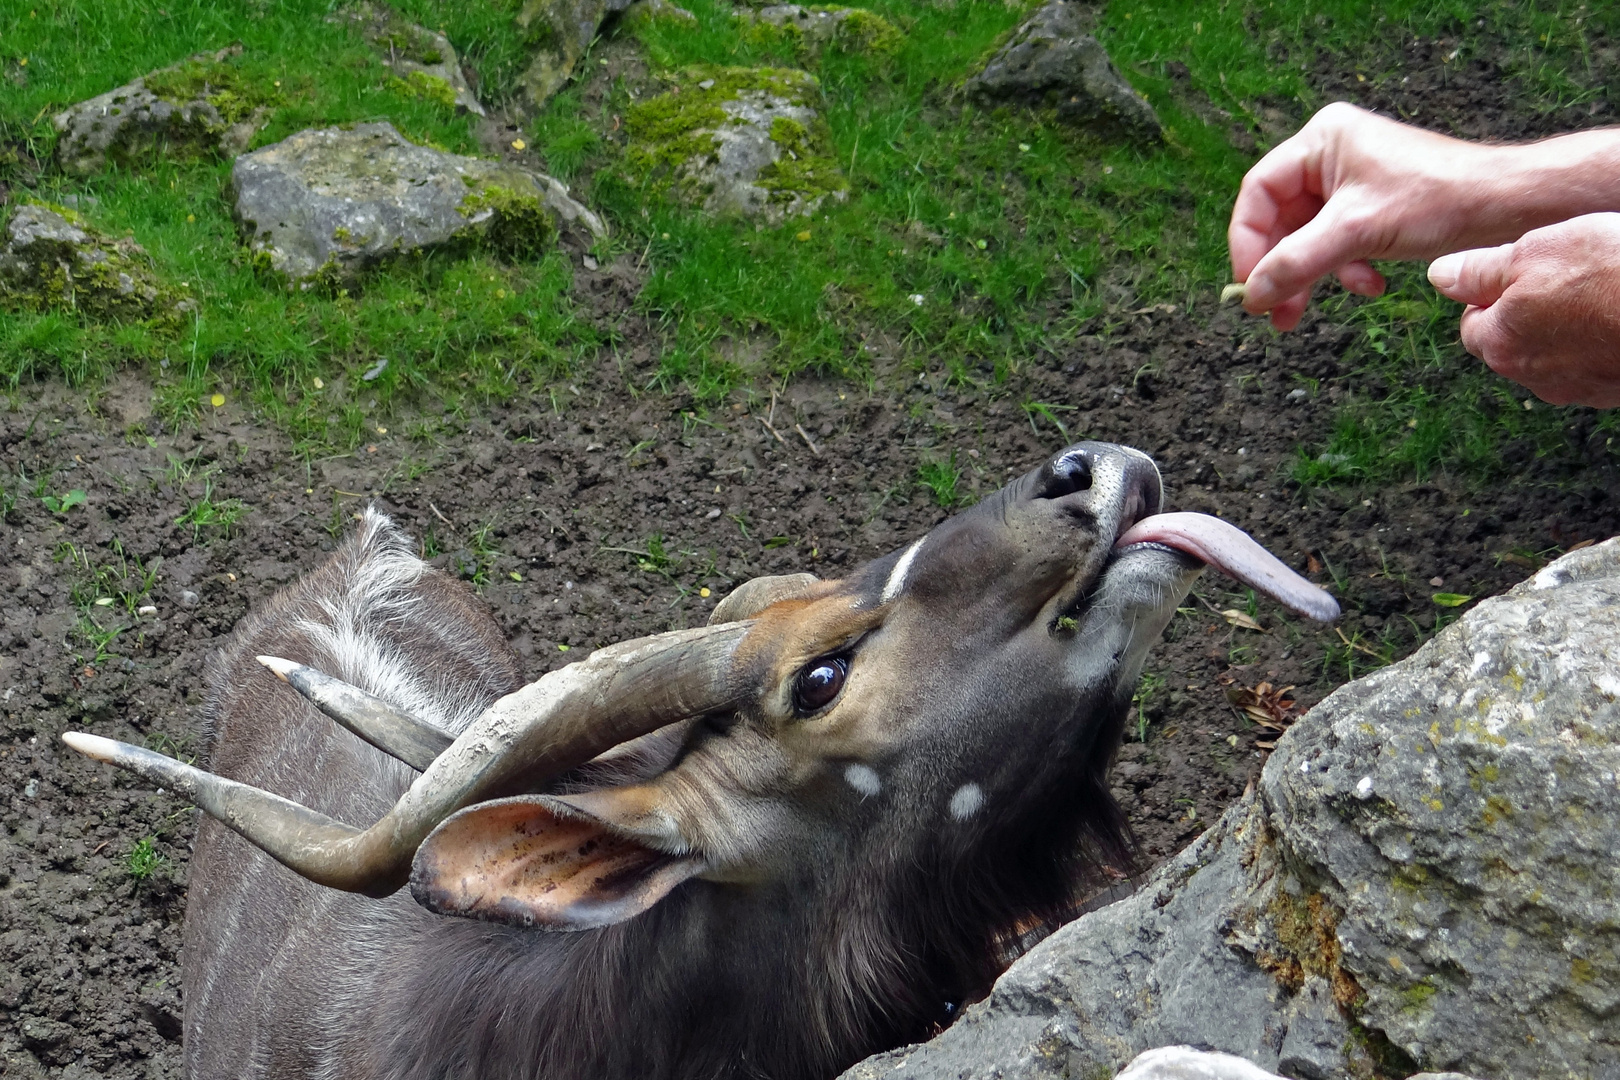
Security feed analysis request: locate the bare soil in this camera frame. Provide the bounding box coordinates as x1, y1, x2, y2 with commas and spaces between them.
3, 31, 1618, 1080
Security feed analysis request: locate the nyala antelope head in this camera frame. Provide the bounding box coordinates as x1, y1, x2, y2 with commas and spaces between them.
66, 442, 1335, 1080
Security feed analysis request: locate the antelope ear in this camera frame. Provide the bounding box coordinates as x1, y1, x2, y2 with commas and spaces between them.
410, 791, 703, 931
709, 572, 820, 624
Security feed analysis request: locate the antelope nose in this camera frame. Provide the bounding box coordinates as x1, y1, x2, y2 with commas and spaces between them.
1040, 443, 1163, 531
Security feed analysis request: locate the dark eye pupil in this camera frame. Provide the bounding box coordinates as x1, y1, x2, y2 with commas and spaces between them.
794, 657, 847, 714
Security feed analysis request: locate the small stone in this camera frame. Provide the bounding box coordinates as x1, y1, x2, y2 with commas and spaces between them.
1286, 387, 1308, 403
336, 4, 486, 116
178, 590, 200, 608
965, 0, 1161, 141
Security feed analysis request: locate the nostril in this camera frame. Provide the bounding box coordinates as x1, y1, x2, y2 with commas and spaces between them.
1119, 468, 1163, 533
1038, 452, 1093, 499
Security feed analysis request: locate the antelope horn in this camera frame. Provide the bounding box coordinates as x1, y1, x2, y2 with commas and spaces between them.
63, 621, 750, 897
257, 655, 451, 772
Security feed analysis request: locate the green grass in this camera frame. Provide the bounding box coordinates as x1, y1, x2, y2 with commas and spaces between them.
126, 836, 165, 881
1, 0, 1615, 475
917, 451, 964, 509
1289, 267, 1618, 486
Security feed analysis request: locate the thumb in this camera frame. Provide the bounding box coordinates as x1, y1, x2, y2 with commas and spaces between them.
1428, 244, 1515, 307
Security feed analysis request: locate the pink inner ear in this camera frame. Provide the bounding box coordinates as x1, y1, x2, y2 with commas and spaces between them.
410, 796, 702, 931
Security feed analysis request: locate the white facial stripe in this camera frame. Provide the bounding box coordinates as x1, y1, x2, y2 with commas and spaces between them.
948, 782, 984, 820
844, 763, 881, 798
882, 539, 925, 604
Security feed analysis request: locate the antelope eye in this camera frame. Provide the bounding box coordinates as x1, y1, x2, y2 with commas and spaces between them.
792, 656, 848, 715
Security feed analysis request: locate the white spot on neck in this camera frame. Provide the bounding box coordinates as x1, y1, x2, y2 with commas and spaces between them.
844, 763, 881, 798
948, 782, 984, 820
882, 539, 925, 604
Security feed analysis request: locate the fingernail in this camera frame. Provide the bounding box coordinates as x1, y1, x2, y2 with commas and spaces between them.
1427, 254, 1462, 291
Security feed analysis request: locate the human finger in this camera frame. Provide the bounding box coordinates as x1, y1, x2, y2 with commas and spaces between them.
1243, 203, 1374, 312
1266, 289, 1311, 332
1228, 137, 1324, 281
1428, 244, 1515, 308
1334, 260, 1385, 297
1457, 303, 1505, 368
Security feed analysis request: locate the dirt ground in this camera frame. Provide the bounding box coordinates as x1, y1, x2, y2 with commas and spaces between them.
3, 31, 1619, 1080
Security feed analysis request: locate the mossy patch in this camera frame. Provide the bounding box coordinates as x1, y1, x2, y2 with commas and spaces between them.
0, 202, 190, 327
391, 70, 459, 111
457, 177, 557, 256
739, 5, 903, 62
143, 56, 278, 127
624, 65, 848, 219
1256, 888, 1363, 1009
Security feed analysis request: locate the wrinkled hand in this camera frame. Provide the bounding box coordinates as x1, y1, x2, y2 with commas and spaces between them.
1228, 102, 1500, 330
1427, 213, 1620, 408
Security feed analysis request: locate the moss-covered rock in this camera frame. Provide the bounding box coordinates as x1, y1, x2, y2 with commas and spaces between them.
0, 203, 193, 324
516, 0, 632, 108
737, 5, 903, 62
52, 45, 278, 176
337, 3, 486, 117
230, 121, 605, 287
624, 66, 848, 223
621, 0, 698, 31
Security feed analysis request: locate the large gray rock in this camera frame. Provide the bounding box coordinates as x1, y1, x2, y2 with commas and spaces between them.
0, 203, 193, 324
338, 3, 486, 116
623, 67, 847, 223
966, 0, 1160, 141
53, 46, 271, 176
230, 122, 606, 286
845, 537, 1620, 1079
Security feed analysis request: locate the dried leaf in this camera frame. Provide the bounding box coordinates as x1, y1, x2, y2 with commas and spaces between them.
1221, 609, 1264, 631
1218, 671, 1301, 731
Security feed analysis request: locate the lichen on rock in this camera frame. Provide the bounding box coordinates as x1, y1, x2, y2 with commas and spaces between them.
52, 45, 277, 176
624, 66, 848, 223
337, 3, 486, 116
737, 5, 903, 62
230, 121, 605, 287
0, 203, 193, 325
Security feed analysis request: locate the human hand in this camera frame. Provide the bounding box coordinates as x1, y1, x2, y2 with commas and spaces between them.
1228, 102, 1500, 330
1427, 213, 1620, 408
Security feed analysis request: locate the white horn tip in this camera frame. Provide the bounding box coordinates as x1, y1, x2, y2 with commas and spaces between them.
257, 655, 298, 680
62, 731, 120, 762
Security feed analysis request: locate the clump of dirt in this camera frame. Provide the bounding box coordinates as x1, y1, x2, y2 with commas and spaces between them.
2, 22, 1618, 1080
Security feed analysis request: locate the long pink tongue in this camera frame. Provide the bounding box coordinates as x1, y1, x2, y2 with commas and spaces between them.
1115, 512, 1339, 622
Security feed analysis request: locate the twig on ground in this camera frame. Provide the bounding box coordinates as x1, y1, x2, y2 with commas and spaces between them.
795, 424, 821, 457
